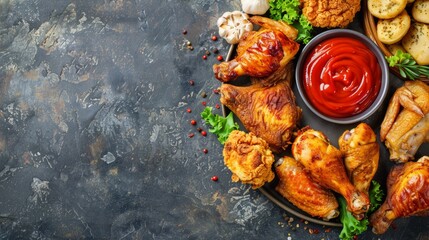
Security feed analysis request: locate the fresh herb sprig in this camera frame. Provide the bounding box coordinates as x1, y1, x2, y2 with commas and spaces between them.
386, 50, 429, 80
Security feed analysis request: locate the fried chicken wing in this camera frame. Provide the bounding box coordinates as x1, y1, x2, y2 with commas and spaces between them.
339, 123, 379, 194
220, 70, 302, 153
380, 80, 429, 163
223, 130, 275, 189
292, 127, 370, 219
213, 16, 299, 85
275, 156, 339, 220
369, 156, 429, 234
301, 0, 361, 28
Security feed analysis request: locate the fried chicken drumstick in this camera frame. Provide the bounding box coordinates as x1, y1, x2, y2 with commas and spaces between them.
292, 127, 370, 219
339, 123, 379, 195
213, 16, 299, 86
370, 156, 429, 234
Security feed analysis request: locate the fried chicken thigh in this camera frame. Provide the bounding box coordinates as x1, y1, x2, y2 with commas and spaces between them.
275, 156, 339, 220
223, 130, 275, 189
292, 127, 370, 219
301, 0, 361, 28
380, 80, 429, 163
220, 69, 302, 153
213, 16, 299, 85
339, 123, 379, 194
369, 156, 429, 234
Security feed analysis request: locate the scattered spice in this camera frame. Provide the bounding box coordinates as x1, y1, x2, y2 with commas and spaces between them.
202, 55, 208, 60
217, 55, 223, 61
212, 48, 219, 54
215, 104, 220, 109
182, 29, 187, 35
211, 175, 218, 181
201, 91, 207, 98
211, 35, 218, 41
201, 130, 207, 136
186, 108, 192, 113
188, 133, 195, 138
203, 148, 208, 154
202, 101, 207, 106
197, 127, 203, 132
189, 80, 195, 85
213, 89, 220, 94
190, 119, 197, 125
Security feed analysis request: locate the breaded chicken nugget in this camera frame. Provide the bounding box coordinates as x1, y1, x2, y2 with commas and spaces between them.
301, 0, 361, 28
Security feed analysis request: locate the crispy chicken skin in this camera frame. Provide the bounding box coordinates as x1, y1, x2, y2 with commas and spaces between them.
369, 156, 429, 234
213, 16, 299, 85
223, 130, 275, 189
301, 0, 361, 28
292, 127, 370, 219
220, 72, 302, 153
339, 123, 379, 194
275, 156, 339, 220
380, 80, 429, 163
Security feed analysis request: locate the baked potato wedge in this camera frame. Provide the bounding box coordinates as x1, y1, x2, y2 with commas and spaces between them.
402, 22, 429, 65
368, 0, 407, 19
412, 0, 429, 24
377, 10, 411, 44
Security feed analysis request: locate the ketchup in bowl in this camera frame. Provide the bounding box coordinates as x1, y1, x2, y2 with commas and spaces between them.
295, 29, 389, 124
302, 37, 381, 118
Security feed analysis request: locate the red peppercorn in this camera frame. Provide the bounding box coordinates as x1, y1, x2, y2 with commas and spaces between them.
215, 104, 220, 109
203, 148, 208, 154
202, 55, 207, 60
211, 35, 217, 41
186, 108, 192, 113
202, 101, 207, 106
189, 80, 194, 85
188, 133, 195, 138
197, 127, 202, 132
213, 89, 220, 94
201, 131, 207, 136
182, 29, 187, 35
217, 55, 223, 61
211, 176, 218, 181
190, 119, 197, 125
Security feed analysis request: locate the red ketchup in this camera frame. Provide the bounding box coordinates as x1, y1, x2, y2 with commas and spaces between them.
303, 37, 381, 118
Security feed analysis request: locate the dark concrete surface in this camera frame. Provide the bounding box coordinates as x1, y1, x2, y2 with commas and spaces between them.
0, 0, 428, 239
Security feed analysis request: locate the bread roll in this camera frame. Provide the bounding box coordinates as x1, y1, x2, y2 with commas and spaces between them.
368, 0, 407, 19
412, 0, 429, 24
377, 10, 411, 44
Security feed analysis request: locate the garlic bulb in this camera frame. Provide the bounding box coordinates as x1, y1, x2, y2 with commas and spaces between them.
217, 11, 253, 44
241, 0, 270, 15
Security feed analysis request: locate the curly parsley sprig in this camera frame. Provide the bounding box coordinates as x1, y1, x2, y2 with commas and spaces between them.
386, 50, 429, 80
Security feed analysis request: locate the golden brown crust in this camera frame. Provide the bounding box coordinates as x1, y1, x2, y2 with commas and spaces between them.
275, 156, 339, 220
223, 130, 275, 189
301, 0, 361, 28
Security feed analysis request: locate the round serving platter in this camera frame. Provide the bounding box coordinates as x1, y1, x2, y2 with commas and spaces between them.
220, 31, 429, 227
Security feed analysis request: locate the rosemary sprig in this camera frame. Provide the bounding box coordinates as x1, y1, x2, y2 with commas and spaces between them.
385, 50, 429, 80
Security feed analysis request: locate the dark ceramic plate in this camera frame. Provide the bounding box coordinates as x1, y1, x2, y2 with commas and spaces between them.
221, 43, 429, 227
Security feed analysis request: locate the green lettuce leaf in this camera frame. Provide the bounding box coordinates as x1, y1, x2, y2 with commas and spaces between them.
201, 107, 239, 144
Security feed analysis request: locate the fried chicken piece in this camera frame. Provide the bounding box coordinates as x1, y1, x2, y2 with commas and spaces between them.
223, 130, 275, 189
220, 68, 302, 153
213, 16, 299, 85
369, 156, 429, 234
275, 156, 339, 220
380, 80, 429, 163
339, 123, 379, 194
292, 127, 370, 219
301, 0, 361, 28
